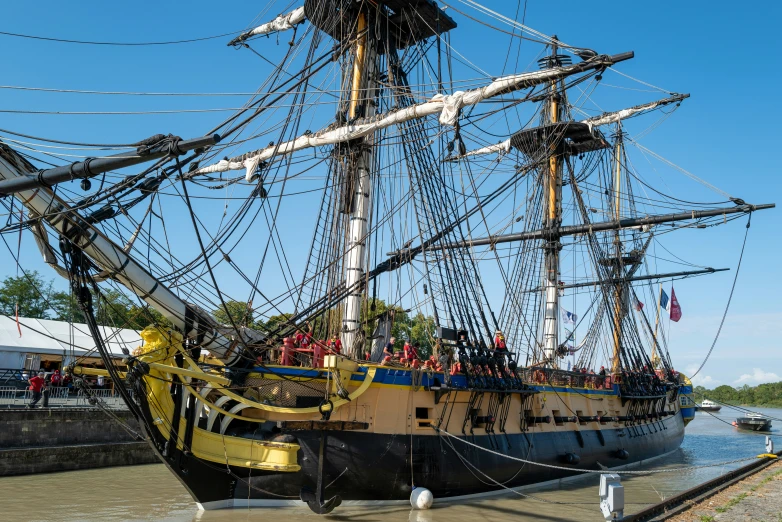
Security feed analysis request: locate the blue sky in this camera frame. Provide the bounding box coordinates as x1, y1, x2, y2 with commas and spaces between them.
0, 1, 779, 386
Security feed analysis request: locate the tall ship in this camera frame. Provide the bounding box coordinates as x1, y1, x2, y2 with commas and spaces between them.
0, 0, 774, 513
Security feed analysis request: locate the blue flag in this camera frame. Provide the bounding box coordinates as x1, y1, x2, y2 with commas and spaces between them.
660, 289, 670, 311
561, 308, 577, 325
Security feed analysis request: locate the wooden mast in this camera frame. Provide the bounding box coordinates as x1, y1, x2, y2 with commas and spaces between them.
611, 125, 624, 373
342, 10, 375, 357
542, 37, 563, 365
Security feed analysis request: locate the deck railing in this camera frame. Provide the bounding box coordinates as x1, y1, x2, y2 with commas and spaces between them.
0, 386, 131, 409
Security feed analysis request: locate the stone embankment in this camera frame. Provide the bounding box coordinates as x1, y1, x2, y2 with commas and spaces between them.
668, 460, 782, 522
0, 408, 157, 476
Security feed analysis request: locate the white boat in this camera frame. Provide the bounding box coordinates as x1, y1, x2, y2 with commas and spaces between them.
696, 399, 721, 412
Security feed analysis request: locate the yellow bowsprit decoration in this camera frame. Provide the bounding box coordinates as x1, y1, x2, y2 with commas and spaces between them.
133, 326, 183, 358
757, 453, 779, 459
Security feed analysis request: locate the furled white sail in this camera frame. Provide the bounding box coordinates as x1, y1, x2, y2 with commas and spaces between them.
235, 7, 306, 41
582, 94, 688, 128
194, 55, 629, 180
458, 93, 689, 159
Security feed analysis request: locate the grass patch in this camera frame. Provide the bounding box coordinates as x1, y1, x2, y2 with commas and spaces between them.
715, 492, 748, 513
751, 469, 782, 492
699, 516, 715, 522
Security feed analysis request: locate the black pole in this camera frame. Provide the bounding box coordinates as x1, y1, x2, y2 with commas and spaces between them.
522, 267, 729, 293
409, 203, 775, 252
0, 133, 220, 196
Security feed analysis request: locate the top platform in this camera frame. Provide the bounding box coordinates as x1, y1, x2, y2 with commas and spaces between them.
305, 0, 457, 53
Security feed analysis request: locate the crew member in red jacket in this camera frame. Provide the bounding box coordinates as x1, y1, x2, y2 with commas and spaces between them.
404, 341, 419, 362
494, 330, 507, 352
328, 336, 342, 354
27, 371, 45, 408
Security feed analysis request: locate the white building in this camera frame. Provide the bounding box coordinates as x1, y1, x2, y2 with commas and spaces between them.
0, 316, 141, 370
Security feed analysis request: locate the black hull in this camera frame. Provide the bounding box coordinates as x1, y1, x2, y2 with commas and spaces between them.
143, 412, 685, 508
735, 421, 772, 432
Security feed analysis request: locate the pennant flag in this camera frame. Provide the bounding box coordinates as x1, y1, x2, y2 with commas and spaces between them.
635, 299, 644, 312
561, 308, 577, 325
15, 303, 21, 338
669, 287, 682, 322
660, 289, 670, 312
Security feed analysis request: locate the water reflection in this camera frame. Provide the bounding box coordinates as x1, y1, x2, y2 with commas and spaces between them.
2, 407, 779, 522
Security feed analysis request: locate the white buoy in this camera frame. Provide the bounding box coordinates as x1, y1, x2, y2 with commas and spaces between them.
410, 487, 434, 510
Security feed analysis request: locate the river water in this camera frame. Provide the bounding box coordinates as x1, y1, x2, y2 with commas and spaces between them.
3, 406, 780, 522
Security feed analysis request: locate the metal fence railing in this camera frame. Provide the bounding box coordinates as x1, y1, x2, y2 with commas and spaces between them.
0, 386, 130, 409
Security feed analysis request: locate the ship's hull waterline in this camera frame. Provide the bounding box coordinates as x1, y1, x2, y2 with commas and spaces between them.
132, 364, 693, 510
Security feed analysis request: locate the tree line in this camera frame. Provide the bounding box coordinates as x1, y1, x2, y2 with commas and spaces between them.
0, 271, 167, 329
1, 272, 437, 356
695, 382, 782, 408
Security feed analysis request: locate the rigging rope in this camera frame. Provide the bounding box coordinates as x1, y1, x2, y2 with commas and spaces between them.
689, 213, 751, 379
0, 29, 245, 46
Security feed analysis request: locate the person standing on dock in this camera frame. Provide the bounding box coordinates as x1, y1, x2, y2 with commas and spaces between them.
27, 372, 45, 408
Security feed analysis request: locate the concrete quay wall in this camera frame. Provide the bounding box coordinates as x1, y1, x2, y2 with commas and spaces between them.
0, 409, 158, 476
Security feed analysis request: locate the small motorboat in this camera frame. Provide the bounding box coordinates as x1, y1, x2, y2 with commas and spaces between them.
696, 399, 721, 412
732, 412, 772, 432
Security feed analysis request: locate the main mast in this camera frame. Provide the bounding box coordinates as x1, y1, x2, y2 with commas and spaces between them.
342, 10, 377, 358
542, 38, 564, 365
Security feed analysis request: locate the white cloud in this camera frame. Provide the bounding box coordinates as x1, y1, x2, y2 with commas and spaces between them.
693, 375, 719, 386
684, 365, 720, 387
733, 368, 780, 385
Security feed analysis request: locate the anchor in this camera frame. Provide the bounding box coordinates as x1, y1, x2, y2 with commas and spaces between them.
301, 401, 342, 514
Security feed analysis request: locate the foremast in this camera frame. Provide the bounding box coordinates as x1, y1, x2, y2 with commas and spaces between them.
342, 11, 377, 358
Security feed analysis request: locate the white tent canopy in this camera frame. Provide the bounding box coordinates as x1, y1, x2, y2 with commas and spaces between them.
0, 316, 141, 368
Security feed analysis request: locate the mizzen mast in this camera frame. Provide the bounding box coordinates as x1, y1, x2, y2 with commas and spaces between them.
611, 125, 625, 373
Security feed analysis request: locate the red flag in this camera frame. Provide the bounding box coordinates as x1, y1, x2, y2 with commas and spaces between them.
635, 299, 644, 311
669, 287, 682, 322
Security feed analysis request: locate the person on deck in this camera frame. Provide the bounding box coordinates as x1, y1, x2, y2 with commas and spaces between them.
494, 330, 507, 352
27, 372, 45, 408
457, 332, 472, 349
294, 330, 304, 347
404, 342, 419, 362
50, 369, 62, 387
383, 337, 396, 359
598, 366, 607, 389
328, 336, 342, 354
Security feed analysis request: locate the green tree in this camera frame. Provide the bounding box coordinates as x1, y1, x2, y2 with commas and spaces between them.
0, 271, 60, 319
361, 299, 409, 342
212, 300, 256, 327
260, 312, 294, 334
406, 312, 437, 358
55, 288, 171, 329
